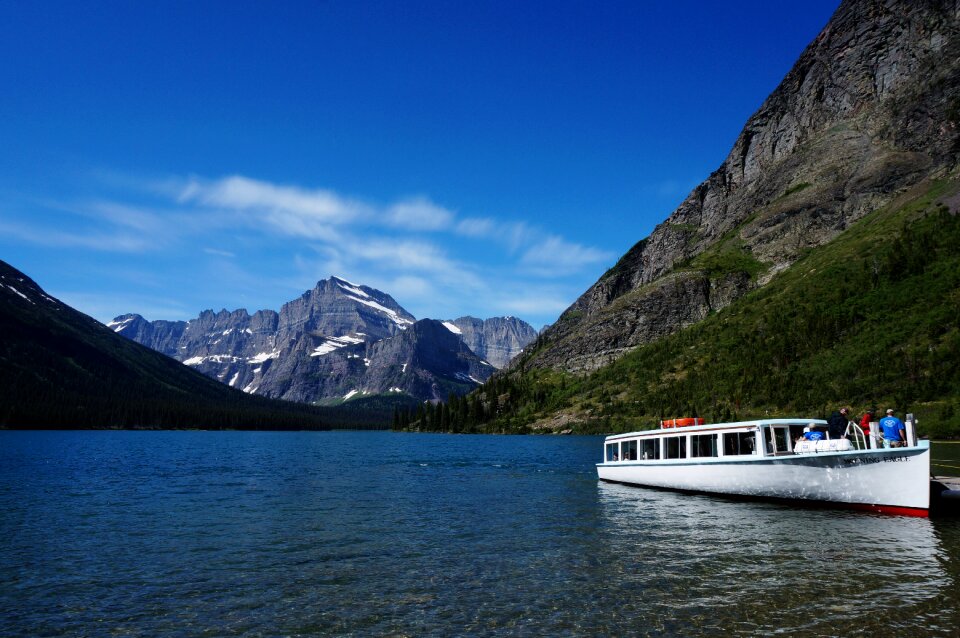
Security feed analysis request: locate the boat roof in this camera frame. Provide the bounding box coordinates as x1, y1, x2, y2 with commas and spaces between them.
604, 418, 829, 441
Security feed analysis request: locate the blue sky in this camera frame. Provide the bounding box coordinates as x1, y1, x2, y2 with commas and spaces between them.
0, 0, 839, 329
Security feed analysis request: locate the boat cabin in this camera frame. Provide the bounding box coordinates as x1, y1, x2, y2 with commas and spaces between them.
603, 419, 830, 463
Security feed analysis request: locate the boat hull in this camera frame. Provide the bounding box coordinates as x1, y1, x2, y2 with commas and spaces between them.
597, 440, 931, 516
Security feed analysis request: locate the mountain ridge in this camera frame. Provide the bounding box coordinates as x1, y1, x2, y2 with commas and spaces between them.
112, 277, 536, 403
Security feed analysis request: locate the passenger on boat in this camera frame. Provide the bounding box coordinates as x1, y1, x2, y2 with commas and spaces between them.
827, 408, 850, 439
879, 409, 906, 448
802, 425, 824, 442
859, 408, 875, 439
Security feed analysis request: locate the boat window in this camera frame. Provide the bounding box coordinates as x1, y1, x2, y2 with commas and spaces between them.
622, 440, 637, 461
691, 434, 717, 458
665, 436, 687, 459
606, 443, 618, 462
774, 427, 791, 453
641, 438, 660, 460
723, 431, 756, 456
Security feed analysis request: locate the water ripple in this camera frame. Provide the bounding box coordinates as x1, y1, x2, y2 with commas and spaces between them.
1, 431, 958, 636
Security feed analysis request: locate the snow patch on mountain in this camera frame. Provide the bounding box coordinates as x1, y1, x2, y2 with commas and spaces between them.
335, 279, 370, 299
184, 354, 241, 366
441, 321, 462, 335
248, 350, 280, 364
107, 316, 135, 332
310, 334, 366, 357
344, 294, 414, 327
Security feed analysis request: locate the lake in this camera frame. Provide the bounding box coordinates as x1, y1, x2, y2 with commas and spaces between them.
2, 431, 959, 636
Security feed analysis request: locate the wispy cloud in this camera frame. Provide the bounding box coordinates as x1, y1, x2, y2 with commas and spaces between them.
2, 171, 617, 326
386, 197, 454, 231
203, 247, 236, 258
455, 217, 496, 237
0, 221, 155, 253
521, 235, 613, 275
176, 175, 367, 241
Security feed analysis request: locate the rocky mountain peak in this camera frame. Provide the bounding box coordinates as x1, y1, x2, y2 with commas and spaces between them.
110, 276, 528, 403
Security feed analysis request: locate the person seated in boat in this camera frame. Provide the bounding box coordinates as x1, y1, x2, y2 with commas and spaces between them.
802, 425, 824, 442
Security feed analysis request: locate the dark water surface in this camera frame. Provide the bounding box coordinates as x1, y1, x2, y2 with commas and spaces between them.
2, 431, 959, 637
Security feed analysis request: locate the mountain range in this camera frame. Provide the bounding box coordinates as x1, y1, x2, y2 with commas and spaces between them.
110, 276, 537, 404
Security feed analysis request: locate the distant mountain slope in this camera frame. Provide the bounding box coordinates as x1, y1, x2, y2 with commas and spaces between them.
441, 316, 538, 368
527, 0, 960, 373
112, 277, 506, 403
0, 260, 341, 429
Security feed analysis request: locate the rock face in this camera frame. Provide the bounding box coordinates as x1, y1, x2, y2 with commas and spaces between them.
441, 316, 538, 368
110, 277, 530, 403
528, 0, 960, 373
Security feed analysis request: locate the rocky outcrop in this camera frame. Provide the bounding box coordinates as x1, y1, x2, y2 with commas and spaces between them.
528, 0, 960, 372
442, 316, 538, 368
363, 320, 496, 402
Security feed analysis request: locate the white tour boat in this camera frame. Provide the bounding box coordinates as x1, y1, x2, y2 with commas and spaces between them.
597, 417, 931, 517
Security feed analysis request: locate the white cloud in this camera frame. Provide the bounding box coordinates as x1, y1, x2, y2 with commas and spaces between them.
386, 197, 454, 231
455, 217, 496, 237
497, 294, 572, 316
521, 235, 612, 274
0, 221, 155, 253
177, 175, 368, 240
5, 170, 619, 326
87, 202, 169, 234
350, 239, 454, 271
203, 247, 236, 258
383, 275, 433, 299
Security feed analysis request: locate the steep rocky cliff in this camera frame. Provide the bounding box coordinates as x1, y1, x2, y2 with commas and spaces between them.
442, 316, 538, 368
527, 0, 960, 372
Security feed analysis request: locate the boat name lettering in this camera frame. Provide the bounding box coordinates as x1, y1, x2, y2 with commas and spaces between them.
842, 455, 909, 466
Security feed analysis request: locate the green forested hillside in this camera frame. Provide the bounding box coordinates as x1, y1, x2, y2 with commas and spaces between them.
404, 179, 960, 438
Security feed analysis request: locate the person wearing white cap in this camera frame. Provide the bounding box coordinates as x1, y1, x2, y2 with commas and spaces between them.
878, 408, 906, 448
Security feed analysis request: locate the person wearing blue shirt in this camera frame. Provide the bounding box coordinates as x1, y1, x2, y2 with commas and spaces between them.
878, 409, 906, 448
802, 426, 824, 441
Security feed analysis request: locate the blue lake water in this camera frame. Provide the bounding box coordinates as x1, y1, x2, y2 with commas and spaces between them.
2, 431, 959, 636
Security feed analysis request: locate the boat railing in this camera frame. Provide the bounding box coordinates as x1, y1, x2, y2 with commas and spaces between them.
843, 421, 871, 450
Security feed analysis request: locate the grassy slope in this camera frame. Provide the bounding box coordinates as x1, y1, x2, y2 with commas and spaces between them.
469, 178, 960, 438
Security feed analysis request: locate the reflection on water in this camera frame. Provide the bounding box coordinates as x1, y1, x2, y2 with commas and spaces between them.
598, 482, 959, 636
0, 431, 958, 637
